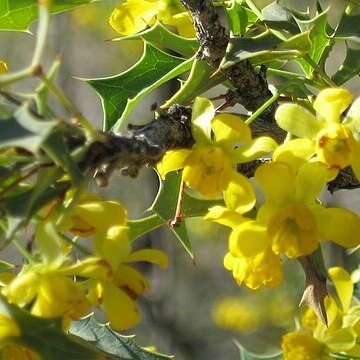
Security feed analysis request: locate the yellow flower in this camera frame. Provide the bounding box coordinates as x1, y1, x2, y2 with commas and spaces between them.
109, 0, 195, 38
0, 61, 8, 74
223, 249, 282, 289
2, 262, 90, 328
282, 332, 327, 360
59, 193, 127, 237
0, 314, 20, 342
275, 88, 360, 179
255, 161, 360, 258
158, 97, 276, 211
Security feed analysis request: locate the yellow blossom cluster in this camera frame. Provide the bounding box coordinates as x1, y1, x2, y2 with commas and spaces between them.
158, 90, 360, 290
0, 193, 167, 354
282, 267, 360, 359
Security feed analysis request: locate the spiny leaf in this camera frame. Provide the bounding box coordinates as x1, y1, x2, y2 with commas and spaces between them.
87, 43, 190, 132
220, 30, 311, 69
294, 10, 330, 77
70, 315, 173, 359
335, 12, 360, 43
0, 296, 104, 360
234, 340, 282, 360
332, 46, 360, 85
261, 2, 299, 33
149, 171, 222, 258
163, 58, 226, 108
0, 105, 58, 153
112, 21, 198, 58
0, 0, 96, 32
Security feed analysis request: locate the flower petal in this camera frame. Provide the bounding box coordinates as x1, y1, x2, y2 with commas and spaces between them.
191, 97, 214, 143
313, 206, 360, 248
229, 221, 270, 258
224, 171, 256, 213
328, 267, 353, 313
255, 162, 295, 207
344, 96, 360, 133
109, 1, 158, 35
102, 283, 141, 331
273, 138, 316, 170
204, 205, 247, 229
323, 327, 357, 352
156, 149, 190, 179
295, 162, 328, 205
314, 88, 353, 124
230, 136, 277, 163
212, 113, 251, 143
125, 249, 168, 269
275, 103, 324, 138
351, 141, 360, 182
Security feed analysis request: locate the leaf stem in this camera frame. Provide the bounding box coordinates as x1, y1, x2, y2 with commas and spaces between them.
302, 55, 337, 87
12, 238, 37, 265
245, 91, 280, 125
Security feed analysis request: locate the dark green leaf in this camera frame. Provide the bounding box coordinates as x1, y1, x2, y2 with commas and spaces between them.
42, 129, 84, 185
262, 2, 299, 33
128, 214, 165, 242
0, 168, 70, 239
113, 21, 198, 58
294, 10, 330, 76
70, 315, 172, 359
220, 31, 311, 69
0, 0, 96, 31
332, 46, 360, 85
0, 106, 58, 152
163, 59, 226, 108
87, 43, 190, 132
0, 295, 103, 359
335, 13, 360, 43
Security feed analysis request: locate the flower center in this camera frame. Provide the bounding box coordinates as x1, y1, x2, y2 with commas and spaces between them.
316, 123, 356, 169
268, 204, 319, 258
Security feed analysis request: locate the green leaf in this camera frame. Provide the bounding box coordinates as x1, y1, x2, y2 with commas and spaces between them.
0, 259, 14, 269
128, 214, 165, 242
0, 0, 96, 32
220, 30, 311, 69
0, 106, 58, 153
335, 12, 360, 43
41, 129, 84, 185
262, 2, 299, 33
0, 168, 70, 239
163, 59, 226, 108
149, 171, 222, 257
294, 10, 330, 76
87, 43, 190, 132
0, 295, 104, 359
113, 21, 198, 58
235, 341, 282, 360
332, 46, 360, 85
70, 315, 173, 359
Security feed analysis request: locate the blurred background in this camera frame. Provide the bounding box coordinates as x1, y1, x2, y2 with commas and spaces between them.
0, 0, 359, 359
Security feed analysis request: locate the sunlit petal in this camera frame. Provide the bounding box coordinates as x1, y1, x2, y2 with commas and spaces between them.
328, 267, 353, 313
230, 136, 277, 163
255, 162, 295, 206
156, 149, 190, 179
314, 88, 353, 124
205, 206, 247, 229
313, 206, 360, 248
351, 142, 360, 182
191, 97, 214, 143
224, 171, 256, 213
125, 249, 168, 269
344, 97, 360, 133
275, 103, 324, 138
212, 113, 251, 143
102, 283, 141, 331
109, 1, 158, 35
229, 221, 270, 258
295, 162, 328, 204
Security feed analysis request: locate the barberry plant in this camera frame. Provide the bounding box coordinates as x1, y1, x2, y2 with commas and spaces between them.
0, 0, 359, 359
